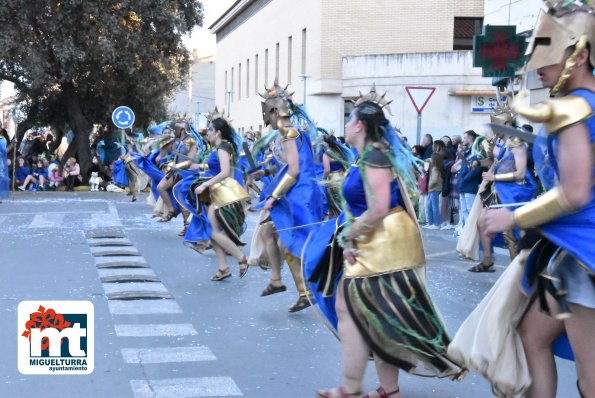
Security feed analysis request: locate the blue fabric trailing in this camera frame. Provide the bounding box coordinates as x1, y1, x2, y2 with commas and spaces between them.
148, 120, 171, 135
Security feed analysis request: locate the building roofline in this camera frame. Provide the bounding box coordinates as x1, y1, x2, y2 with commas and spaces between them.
209, 0, 254, 33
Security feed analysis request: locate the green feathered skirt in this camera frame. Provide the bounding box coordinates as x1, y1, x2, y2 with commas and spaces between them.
342, 267, 465, 379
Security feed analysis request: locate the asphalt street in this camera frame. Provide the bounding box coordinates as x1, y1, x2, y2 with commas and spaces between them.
0, 191, 579, 398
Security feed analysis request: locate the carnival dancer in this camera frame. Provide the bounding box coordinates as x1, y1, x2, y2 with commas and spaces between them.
121, 128, 145, 202
308, 91, 465, 398
0, 133, 9, 201
320, 129, 353, 218
174, 111, 249, 280
449, 2, 595, 397
156, 121, 197, 223
249, 79, 324, 312
457, 104, 537, 272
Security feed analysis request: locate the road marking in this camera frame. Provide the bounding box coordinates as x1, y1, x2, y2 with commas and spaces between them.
102, 282, 169, 295
90, 246, 141, 257
121, 346, 215, 364
108, 300, 182, 315
0, 216, 6, 226
130, 377, 242, 398
115, 324, 198, 337
28, 213, 65, 228
89, 212, 122, 227
425, 250, 457, 259
98, 268, 157, 278
95, 256, 148, 268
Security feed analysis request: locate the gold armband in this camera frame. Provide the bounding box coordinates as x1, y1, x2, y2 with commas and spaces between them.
513, 91, 592, 134
277, 121, 299, 142
271, 174, 297, 200
197, 163, 209, 171
174, 160, 191, 170
512, 187, 572, 229
494, 172, 516, 182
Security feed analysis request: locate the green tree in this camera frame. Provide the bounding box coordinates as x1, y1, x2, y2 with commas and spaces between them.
0, 0, 203, 172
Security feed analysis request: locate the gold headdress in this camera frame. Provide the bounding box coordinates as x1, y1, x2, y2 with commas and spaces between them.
259, 78, 295, 126
353, 83, 393, 115
525, 1, 595, 94
490, 103, 516, 126
206, 107, 229, 124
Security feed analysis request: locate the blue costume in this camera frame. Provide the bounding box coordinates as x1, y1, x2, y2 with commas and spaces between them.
0, 138, 9, 199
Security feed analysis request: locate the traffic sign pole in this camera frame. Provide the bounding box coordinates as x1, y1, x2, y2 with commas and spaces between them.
405, 87, 436, 145
416, 112, 422, 147
111, 106, 136, 157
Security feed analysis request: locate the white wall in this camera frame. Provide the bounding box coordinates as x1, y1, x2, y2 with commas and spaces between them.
342, 51, 495, 144
484, 0, 542, 31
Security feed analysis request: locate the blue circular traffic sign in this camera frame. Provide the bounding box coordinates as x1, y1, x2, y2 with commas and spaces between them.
111, 106, 135, 129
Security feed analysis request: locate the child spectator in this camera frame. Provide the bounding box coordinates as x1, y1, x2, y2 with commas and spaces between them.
63, 157, 80, 191
48, 164, 64, 189
14, 157, 29, 188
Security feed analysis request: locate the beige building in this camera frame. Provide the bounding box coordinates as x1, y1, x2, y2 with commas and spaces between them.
210, 0, 485, 137
168, 53, 216, 128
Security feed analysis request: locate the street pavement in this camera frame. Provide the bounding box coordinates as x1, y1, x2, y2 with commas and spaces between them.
0, 191, 579, 398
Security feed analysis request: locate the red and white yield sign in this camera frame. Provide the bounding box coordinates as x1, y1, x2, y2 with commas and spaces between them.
405, 86, 436, 114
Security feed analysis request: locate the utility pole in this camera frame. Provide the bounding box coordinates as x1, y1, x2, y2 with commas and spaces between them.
226, 90, 233, 118
298, 74, 310, 108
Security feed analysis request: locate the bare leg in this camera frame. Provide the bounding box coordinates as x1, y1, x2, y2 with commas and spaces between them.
370, 354, 400, 398
207, 205, 244, 262
211, 240, 229, 273
566, 303, 595, 397
336, 282, 368, 394
477, 213, 493, 265
157, 176, 174, 213
261, 222, 283, 286
518, 295, 565, 398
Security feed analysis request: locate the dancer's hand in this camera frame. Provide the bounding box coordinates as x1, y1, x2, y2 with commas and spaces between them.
482, 172, 495, 182
263, 197, 276, 210
343, 241, 358, 265
480, 208, 514, 235
194, 184, 206, 195
250, 169, 265, 180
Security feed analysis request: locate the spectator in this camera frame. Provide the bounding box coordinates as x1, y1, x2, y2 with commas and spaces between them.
88, 155, 104, 191
63, 157, 81, 191
456, 130, 483, 229
19, 159, 44, 191
424, 140, 445, 229
441, 135, 456, 161
48, 164, 64, 190
14, 157, 30, 188
412, 145, 428, 225
421, 134, 434, 160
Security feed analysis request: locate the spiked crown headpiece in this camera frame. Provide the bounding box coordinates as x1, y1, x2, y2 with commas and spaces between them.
259, 78, 295, 126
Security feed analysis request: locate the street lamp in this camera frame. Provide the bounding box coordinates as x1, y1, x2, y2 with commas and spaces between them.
298, 74, 310, 108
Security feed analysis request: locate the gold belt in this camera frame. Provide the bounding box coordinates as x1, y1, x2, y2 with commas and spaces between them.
345, 206, 425, 278
209, 177, 249, 209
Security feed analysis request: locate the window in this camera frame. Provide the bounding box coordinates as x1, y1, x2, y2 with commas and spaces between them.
275, 42, 280, 81
287, 36, 292, 83
301, 28, 307, 74
344, 100, 355, 126
453, 17, 483, 50
265, 48, 269, 87
255, 54, 259, 94
246, 59, 250, 98
231, 67, 234, 103
238, 63, 242, 101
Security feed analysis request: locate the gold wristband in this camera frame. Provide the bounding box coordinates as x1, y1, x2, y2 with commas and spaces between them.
271, 174, 297, 200
175, 160, 192, 170
494, 172, 516, 182
198, 163, 209, 171
512, 187, 572, 229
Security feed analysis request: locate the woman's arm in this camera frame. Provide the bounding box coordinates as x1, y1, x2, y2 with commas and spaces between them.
70, 164, 80, 176
283, 138, 300, 178
201, 149, 232, 188
322, 152, 331, 179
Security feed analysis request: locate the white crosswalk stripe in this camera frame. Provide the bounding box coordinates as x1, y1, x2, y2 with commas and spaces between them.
114, 323, 198, 337
108, 300, 183, 315
28, 213, 65, 228
121, 346, 216, 364
130, 377, 242, 398
0, 215, 6, 226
